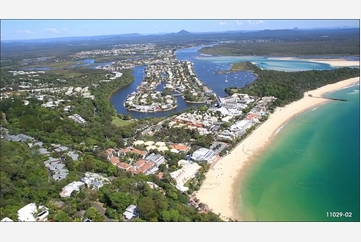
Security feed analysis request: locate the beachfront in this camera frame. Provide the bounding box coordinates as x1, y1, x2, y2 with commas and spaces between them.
268, 57, 360, 68
195, 76, 360, 221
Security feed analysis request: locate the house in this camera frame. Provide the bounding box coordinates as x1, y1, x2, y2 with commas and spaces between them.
67, 151, 79, 161
6, 133, 35, 142
123, 205, 140, 220
38, 148, 50, 155
81, 172, 110, 190
59, 181, 85, 197
54, 146, 69, 152
119, 147, 147, 158
1, 217, 13, 222
44, 157, 69, 181
169, 144, 190, 152
17, 203, 49, 222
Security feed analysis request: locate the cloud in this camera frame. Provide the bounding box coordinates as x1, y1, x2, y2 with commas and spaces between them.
236, 20, 243, 25
45, 28, 60, 33
24, 30, 36, 35
247, 20, 265, 25
62, 27, 68, 31
154, 25, 158, 28
219, 21, 228, 26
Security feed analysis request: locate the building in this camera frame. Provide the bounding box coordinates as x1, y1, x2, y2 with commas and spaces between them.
80, 172, 110, 190
123, 205, 140, 220
145, 153, 166, 166
170, 160, 201, 192
44, 157, 69, 181
169, 144, 191, 152
1, 217, 13, 222
59, 181, 85, 197
17, 203, 49, 222
191, 148, 215, 163
6, 133, 35, 142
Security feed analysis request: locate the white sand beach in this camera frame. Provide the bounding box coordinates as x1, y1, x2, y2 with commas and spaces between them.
267, 57, 359, 67
195, 77, 360, 221
300, 58, 360, 67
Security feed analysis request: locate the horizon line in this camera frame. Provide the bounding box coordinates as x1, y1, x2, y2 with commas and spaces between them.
1, 26, 359, 42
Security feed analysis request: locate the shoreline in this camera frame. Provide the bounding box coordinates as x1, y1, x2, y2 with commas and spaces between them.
124, 105, 177, 113
267, 57, 360, 67
195, 76, 360, 221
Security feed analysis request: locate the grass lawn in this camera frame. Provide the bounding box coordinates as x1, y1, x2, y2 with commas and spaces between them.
111, 116, 135, 127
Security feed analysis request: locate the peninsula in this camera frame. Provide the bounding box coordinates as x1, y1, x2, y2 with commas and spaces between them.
124, 60, 217, 113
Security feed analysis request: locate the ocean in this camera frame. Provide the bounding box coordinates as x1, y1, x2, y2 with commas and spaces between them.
236, 83, 360, 222
108, 45, 360, 221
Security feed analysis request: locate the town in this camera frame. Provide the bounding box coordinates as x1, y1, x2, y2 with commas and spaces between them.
0, 37, 276, 222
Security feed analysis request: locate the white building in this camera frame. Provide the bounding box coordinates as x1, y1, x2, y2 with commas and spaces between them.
81, 172, 110, 190
17, 203, 49, 222
191, 148, 215, 163
170, 160, 201, 192
1, 217, 13, 222
59, 181, 85, 197
230, 119, 253, 132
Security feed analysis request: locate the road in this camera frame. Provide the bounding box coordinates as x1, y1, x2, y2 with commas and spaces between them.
92, 202, 114, 222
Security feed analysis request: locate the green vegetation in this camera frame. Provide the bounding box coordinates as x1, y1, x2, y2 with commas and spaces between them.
225, 62, 360, 107
111, 116, 135, 127
0, 70, 139, 147
199, 39, 360, 57
216, 61, 260, 74
0, 138, 222, 222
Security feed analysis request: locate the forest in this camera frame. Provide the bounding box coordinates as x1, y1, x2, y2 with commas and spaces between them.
225, 62, 360, 107
0, 139, 222, 222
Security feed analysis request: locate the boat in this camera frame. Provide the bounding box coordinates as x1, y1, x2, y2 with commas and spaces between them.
225, 79, 228, 83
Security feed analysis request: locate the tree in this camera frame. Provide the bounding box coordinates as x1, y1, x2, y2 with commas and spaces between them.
107, 192, 133, 212
53, 210, 72, 222
137, 197, 157, 221
85, 207, 105, 222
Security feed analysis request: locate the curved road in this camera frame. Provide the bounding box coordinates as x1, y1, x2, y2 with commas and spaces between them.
92, 202, 114, 222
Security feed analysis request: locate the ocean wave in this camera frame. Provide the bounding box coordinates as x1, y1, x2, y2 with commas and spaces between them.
347, 90, 360, 95
276, 123, 287, 134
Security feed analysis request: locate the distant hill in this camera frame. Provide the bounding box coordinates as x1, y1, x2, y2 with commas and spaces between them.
175, 29, 191, 35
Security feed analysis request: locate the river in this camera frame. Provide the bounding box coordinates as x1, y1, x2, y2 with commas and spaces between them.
109, 45, 358, 119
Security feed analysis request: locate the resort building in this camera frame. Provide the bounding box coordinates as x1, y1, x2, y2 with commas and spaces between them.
145, 153, 166, 166
191, 148, 216, 163
170, 160, 201, 192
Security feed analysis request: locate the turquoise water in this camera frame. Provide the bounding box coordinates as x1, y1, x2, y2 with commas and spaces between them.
237, 84, 360, 222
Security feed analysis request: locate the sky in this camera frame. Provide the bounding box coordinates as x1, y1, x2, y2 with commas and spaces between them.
1, 20, 359, 41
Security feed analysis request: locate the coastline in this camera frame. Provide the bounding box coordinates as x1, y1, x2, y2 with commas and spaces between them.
267, 57, 360, 67
195, 76, 360, 221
